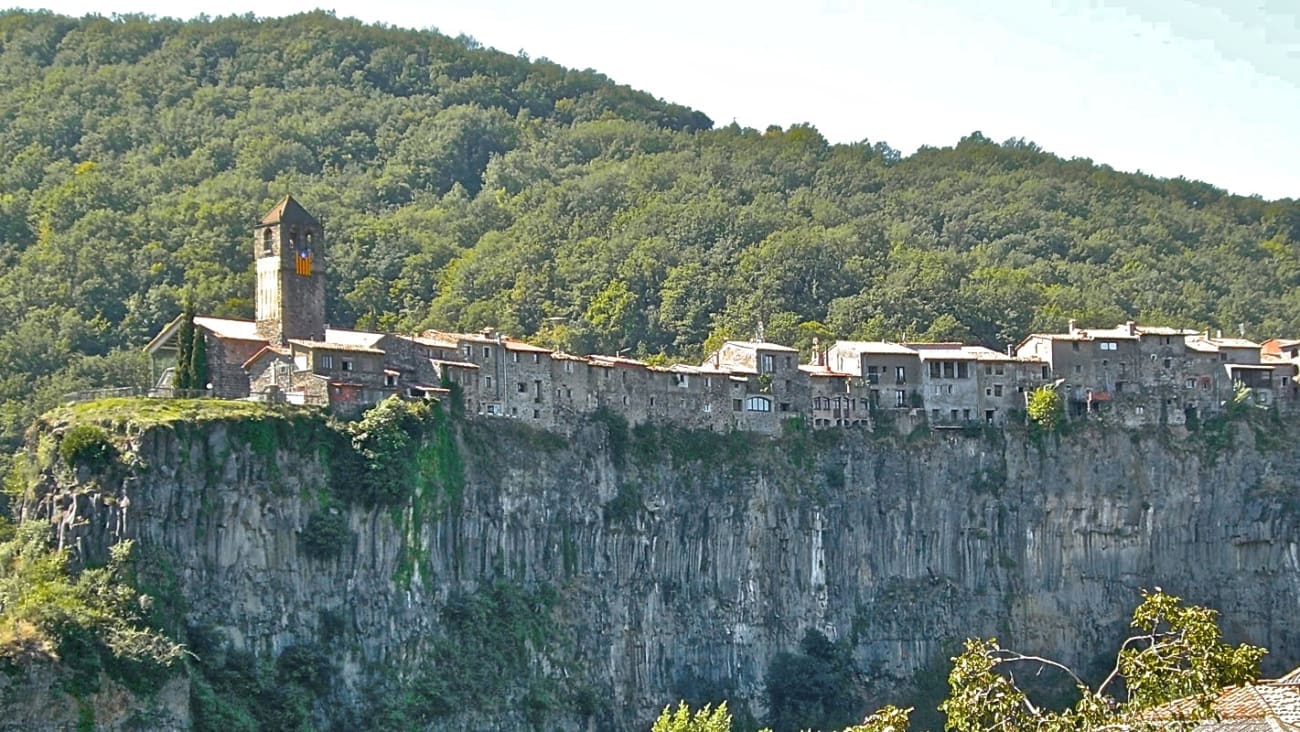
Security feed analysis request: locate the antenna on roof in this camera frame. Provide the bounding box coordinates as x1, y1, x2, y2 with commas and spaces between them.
755, 320, 766, 343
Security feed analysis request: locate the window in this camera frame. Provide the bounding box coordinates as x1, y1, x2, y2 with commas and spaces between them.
518, 383, 527, 393
931, 409, 939, 420
957, 362, 969, 379
1185, 378, 1195, 389
895, 366, 906, 384
261, 228, 273, 255
962, 409, 971, 420
1100, 341, 1118, 351
1072, 342, 1080, 351
512, 352, 519, 363
733, 399, 743, 412
484, 376, 492, 389
705, 377, 713, 388
950, 409, 959, 421
1073, 364, 1082, 374
675, 374, 690, 388
984, 364, 993, 375
927, 362, 940, 379
784, 356, 792, 368
995, 365, 1004, 376
385, 374, 397, 387
1041, 365, 1050, 379
868, 366, 883, 384
321, 355, 334, 369
985, 410, 995, 423
483, 346, 491, 359
779, 402, 790, 412
895, 390, 906, 407
649, 397, 655, 407
533, 353, 540, 364
993, 384, 1003, 397
761, 354, 775, 373
533, 409, 540, 419
563, 361, 574, 374
745, 395, 772, 412
1163, 358, 1172, 369
1220, 353, 1228, 362
942, 362, 954, 378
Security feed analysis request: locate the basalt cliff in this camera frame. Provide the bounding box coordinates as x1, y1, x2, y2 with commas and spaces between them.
6, 399, 1300, 730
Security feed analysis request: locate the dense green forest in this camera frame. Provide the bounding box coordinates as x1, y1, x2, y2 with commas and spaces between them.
0, 10, 1298, 450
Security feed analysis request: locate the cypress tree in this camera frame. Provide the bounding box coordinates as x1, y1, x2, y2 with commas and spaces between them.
174, 306, 196, 390
190, 320, 208, 392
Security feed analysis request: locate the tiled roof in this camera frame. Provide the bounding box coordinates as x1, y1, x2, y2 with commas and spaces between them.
194, 316, 262, 341
323, 328, 386, 349
908, 344, 1006, 360
831, 341, 918, 356
1212, 337, 1261, 349
404, 334, 459, 349
1136, 326, 1202, 336
241, 345, 291, 369
287, 339, 385, 355
723, 340, 800, 353
1141, 668, 1300, 727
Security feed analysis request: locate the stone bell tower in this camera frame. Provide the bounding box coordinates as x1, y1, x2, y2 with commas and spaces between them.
254, 195, 326, 344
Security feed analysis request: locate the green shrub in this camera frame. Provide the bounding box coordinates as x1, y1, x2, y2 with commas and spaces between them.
1026, 386, 1064, 432
299, 510, 348, 561
59, 425, 114, 469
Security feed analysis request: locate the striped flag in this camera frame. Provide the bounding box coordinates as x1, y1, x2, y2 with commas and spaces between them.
296, 246, 312, 276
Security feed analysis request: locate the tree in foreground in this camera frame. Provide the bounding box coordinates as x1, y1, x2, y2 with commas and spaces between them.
651, 590, 1264, 731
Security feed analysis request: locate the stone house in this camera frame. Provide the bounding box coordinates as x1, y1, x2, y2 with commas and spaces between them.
824, 341, 922, 410
146, 196, 1300, 434
702, 340, 805, 433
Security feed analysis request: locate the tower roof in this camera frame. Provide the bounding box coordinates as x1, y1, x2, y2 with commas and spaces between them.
258, 195, 320, 227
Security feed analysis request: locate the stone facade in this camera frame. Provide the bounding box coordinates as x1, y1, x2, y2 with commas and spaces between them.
144, 197, 1300, 434
254, 195, 326, 344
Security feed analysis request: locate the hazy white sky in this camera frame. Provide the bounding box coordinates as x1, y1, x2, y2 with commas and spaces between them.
18, 0, 1300, 200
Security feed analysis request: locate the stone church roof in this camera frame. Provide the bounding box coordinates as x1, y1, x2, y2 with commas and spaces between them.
258, 194, 319, 226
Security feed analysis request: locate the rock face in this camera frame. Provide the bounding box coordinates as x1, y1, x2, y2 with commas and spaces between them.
18, 409, 1300, 730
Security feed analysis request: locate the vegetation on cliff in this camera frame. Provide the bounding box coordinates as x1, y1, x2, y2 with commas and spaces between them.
2, 10, 1299, 454
0, 520, 185, 684
664, 591, 1263, 732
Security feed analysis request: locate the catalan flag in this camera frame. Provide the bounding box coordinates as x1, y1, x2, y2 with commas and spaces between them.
296, 246, 312, 276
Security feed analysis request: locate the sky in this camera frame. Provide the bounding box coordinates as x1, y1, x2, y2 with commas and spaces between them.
17, 0, 1300, 200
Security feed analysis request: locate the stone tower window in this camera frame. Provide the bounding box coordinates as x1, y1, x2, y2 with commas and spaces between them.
261, 228, 273, 255
288, 228, 299, 247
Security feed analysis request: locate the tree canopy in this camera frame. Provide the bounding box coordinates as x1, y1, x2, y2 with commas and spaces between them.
0, 11, 1298, 451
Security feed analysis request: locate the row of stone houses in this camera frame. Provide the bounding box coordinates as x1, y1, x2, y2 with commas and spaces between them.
143, 197, 1300, 433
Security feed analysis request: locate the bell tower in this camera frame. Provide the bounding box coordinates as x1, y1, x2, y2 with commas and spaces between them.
254, 195, 326, 344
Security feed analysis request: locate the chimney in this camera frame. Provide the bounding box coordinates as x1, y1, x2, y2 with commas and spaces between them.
1068, 319, 1077, 334
1126, 320, 1136, 336
1006, 344, 1014, 357
1216, 329, 1223, 339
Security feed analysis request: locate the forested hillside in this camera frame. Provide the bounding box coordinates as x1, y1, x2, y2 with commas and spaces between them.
1, 10, 1298, 450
